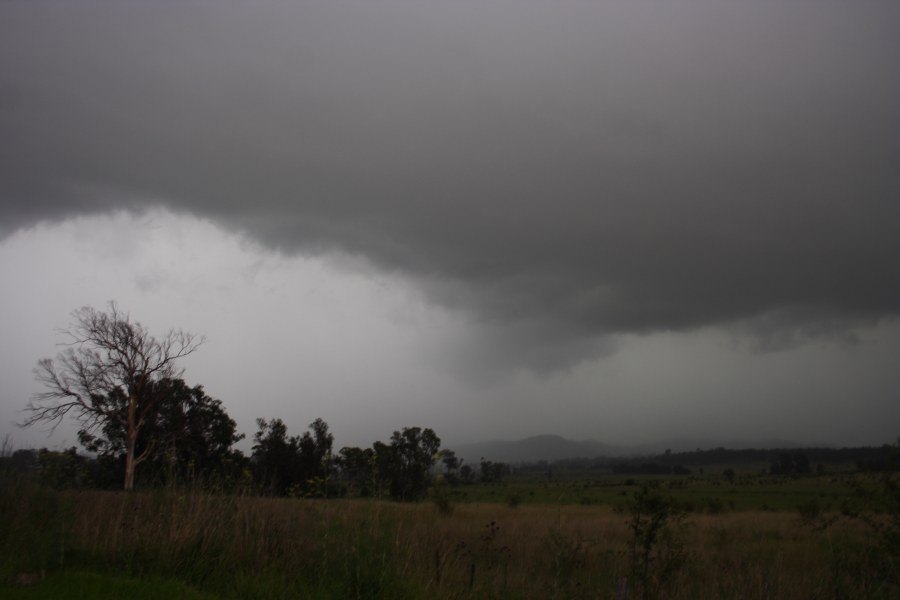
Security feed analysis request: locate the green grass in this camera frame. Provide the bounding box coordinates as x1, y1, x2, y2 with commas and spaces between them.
0, 570, 220, 599
451, 472, 858, 512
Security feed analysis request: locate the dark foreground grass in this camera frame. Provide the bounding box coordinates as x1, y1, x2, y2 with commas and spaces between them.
0, 570, 220, 600
1, 476, 897, 599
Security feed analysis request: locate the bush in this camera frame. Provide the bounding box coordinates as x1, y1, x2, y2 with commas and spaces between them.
626, 484, 688, 597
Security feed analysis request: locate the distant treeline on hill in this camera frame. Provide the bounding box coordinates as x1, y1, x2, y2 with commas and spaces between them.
513, 444, 899, 476
664, 445, 896, 470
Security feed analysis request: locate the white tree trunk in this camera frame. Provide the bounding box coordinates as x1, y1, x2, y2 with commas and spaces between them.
124, 395, 137, 491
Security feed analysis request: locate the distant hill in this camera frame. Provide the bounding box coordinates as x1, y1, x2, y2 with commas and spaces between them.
451, 435, 807, 465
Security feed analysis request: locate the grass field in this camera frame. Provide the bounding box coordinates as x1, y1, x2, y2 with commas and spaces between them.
450, 471, 859, 512
1, 472, 897, 598
0, 571, 219, 600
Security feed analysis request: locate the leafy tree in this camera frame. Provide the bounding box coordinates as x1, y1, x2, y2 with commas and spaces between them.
440, 449, 460, 473
251, 418, 334, 496
479, 458, 510, 483
298, 419, 333, 478
297, 418, 335, 496
24, 303, 203, 490
374, 427, 441, 501
78, 378, 244, 486
338, 446, 375, 496
9, 449, 38, 473
252, 418, 300, 495
38, 447, 90, 489
439, 448, 461, 485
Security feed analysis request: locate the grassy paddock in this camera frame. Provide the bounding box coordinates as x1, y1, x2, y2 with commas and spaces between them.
0, 571, 219, 600
1, 476, 897, 599
453, 472, 860, 512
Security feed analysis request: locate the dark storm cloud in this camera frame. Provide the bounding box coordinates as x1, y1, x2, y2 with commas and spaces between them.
2, 1, 899, 370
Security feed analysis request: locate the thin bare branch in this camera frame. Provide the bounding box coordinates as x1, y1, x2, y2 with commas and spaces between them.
22, 302, 204, 490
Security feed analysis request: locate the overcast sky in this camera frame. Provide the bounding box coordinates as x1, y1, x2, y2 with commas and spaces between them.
1, 1, 898, 453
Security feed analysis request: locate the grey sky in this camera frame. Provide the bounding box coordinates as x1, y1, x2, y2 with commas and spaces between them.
1, 1, 898, 451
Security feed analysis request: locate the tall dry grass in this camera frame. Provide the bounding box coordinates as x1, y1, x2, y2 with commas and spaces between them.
3, 483, 895, 599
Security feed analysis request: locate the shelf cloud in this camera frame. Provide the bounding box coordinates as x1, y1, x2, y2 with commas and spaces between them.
2, 1, 899, 373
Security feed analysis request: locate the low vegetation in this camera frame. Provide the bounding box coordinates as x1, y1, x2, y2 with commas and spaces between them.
1, 464, 898, 599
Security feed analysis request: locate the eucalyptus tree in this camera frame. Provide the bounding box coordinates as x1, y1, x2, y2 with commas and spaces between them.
79, 378, 244, 486
24, 302, 203, 490
374, 427, 441, 501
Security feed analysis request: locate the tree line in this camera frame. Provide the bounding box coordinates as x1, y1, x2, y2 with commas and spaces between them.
5, 406, 508, 501
14, 304, 510, 499
6, 413, 447, 501
511, 444, 900, 477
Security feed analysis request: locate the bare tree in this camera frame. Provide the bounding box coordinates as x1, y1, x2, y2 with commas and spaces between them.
22, 303, 203, 490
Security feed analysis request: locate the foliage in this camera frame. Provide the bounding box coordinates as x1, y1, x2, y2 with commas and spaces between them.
296, 418, 335, 497
78, 378, 244, 487
437, 449, 461, 485
440, 449, 460, 473
479, 458, 510, 483
24, 303, 203, 490
838, 445, 900, 587
374, 427, 441, 501
252, 418, 334, 496
771, 452, 812, 475
337, 446, 376, 497
512, 445, 895, 476
37, 448, 90, 490
252, 418, 298, 496
626, 483, 688, 598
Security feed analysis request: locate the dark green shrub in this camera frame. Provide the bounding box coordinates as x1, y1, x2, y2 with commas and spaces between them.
626, 484, 688, 598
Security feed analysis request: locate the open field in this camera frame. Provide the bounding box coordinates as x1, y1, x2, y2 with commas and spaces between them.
1, 571, 220, 600
1, 472, 898, 599
450, 472, 860, 512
